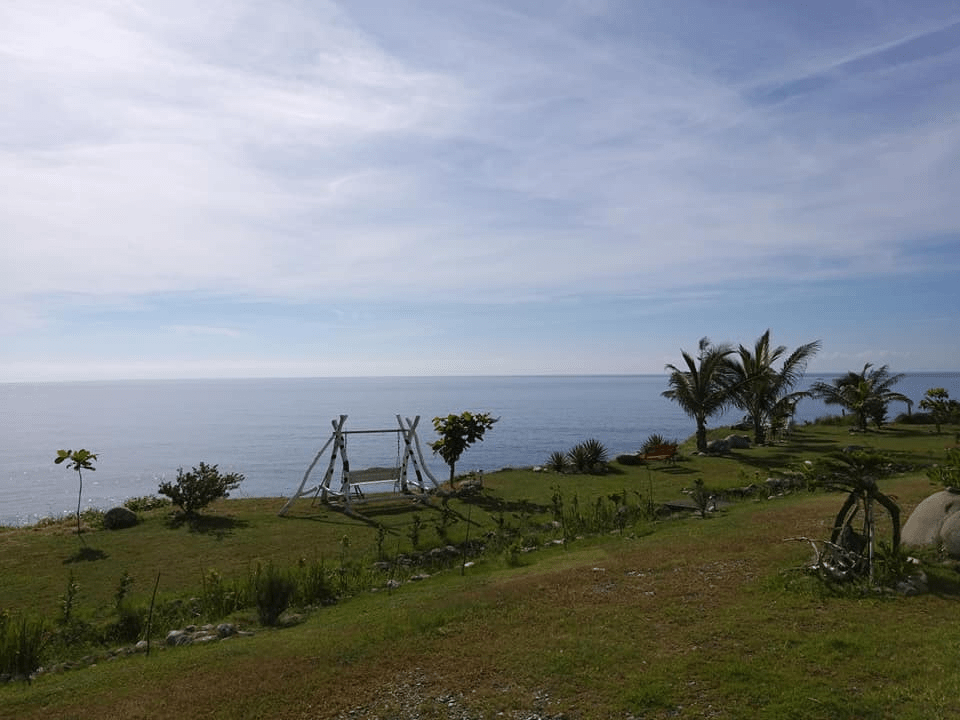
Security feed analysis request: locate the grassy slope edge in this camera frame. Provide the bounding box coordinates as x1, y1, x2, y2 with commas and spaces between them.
3, 421, 960, 720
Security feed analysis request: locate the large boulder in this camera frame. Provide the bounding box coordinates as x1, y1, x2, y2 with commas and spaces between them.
725, 434, 751, 450
103, 506, 139, 530
901, 488, 960, 557
706, 438, 730, 455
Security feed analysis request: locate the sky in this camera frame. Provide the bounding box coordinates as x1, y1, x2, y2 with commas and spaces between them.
2, 0, 960, 382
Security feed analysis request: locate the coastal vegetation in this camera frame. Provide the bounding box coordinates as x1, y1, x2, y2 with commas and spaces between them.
157, 462, 245, 518
53, 449, 98, 546
662, 337, 734, 452
3, 408, 960, 718
727, 330, 822, 445
919, 387, 960, 434
662, 330, 821, 449
810, 363, 912, 432
430, 411, 499, 486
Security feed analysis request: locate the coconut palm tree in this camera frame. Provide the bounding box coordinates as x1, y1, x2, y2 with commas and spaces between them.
662, 338, 736, 453
810, 363, 912, 432
729, 330, 821, 445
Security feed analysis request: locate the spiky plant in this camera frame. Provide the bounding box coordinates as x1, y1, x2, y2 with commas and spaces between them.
545, 451, 568, 472
642, 433, 668, 453
567, 439, 608, 473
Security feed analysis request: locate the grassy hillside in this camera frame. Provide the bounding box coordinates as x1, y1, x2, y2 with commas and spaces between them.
2, 420, 959, 719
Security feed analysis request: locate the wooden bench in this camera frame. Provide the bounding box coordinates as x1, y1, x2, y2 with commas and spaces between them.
642, 443, 678, 464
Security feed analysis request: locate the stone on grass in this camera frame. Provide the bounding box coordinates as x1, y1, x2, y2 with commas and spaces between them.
103, 506, 138, 530
901, 488, 960, 557
706, 439, 730, 455
725, 434, 751, 449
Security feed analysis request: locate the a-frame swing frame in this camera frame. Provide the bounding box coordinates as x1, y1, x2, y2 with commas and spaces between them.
278, 415, 441, 515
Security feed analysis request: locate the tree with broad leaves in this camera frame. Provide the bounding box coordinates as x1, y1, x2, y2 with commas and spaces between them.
54, 449, 98, 544
662, 337, 737, 453
810, 363, 912, 432
919, 388, 960, 435
158, 462, 244, 517
430, 412, 498, 486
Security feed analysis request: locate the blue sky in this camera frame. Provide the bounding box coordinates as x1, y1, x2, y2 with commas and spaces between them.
2, 0, 959, 381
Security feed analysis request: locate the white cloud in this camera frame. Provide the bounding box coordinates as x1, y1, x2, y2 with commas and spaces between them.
1, 1, 959, 379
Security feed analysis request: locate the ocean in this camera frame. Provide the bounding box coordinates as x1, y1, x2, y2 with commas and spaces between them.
2, 373, 957, 526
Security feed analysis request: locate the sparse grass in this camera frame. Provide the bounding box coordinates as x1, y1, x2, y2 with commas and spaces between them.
2, 421, 960, 719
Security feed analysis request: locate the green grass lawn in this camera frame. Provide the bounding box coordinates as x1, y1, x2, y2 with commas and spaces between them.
2, 420, 959, 719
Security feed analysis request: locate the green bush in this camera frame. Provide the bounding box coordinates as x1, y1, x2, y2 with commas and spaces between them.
254, 563, 295, 626
0, 610, 47, 679
123, 495, 170, 512
108, 601, 147, 644
200, 569, 247, 620
642, 433, 668, 453
927, 448, 960, 489
567, 439, 609, 473
293, 558, 337, 607
545, 451, 568, 472
813, 414, 853, 426
158, 462, 244, 516
894, 411, 935, 425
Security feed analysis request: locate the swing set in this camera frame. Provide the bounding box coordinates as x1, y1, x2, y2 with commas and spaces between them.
278, 415, 441, 515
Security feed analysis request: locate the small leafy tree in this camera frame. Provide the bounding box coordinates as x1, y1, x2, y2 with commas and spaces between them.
919, 388, 960, 434
158, 462, 244, 517
54, 449, 98, 544
430, 411, 498, 486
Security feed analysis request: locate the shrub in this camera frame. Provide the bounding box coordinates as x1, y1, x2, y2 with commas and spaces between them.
0, 610, 47, 679
254, 563, 295, 626
545, 451, 568, 472
123, 495, 171, 512
293, 558, 337, 607
200, 569, 246, 620
567, 439, 609, 473
108, 601, 147, 644
927, 448, 960, 489
813, 414, 853, 426
641, 434, 668, 453
894, 411, 935, 425
158, 462, 244, 516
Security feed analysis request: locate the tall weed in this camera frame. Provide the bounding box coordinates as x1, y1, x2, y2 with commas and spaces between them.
0, 610, 47, 678
254, 562, 295, 626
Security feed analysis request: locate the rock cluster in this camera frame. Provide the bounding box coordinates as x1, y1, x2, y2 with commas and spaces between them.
1, 623, 254, 683
165, 622, 253, 646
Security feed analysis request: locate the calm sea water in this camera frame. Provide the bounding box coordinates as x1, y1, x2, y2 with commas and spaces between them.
2, 373, 957, 526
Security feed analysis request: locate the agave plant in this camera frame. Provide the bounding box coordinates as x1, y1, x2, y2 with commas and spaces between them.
567, 439, 609, 473
641, 433, 668, 453
545, 451, 568, 472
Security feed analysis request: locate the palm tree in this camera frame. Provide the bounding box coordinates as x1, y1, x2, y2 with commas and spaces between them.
811, 363, 912, 432
662, 338, 736, 453
729, 330, 821, 445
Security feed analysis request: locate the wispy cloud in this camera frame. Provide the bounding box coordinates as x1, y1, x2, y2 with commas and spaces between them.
2, 1, 959, 379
